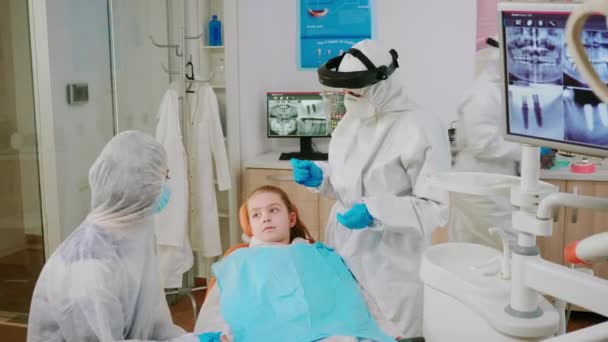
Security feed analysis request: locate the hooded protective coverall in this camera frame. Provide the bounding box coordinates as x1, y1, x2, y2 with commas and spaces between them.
451, 47, 521, 249
310, 40, 451, 338
27, 131, 200, 342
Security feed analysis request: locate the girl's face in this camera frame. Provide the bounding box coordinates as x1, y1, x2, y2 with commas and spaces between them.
247, 191, 296, 244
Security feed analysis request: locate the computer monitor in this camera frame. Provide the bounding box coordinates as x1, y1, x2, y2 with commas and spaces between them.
499, 1, 608, 158
267, 91, 345, 160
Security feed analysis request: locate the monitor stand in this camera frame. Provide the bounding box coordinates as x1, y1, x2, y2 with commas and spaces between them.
279, 137, 328, 161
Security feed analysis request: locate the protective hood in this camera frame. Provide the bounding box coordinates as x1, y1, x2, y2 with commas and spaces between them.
336, 40, 413, 117
86, 130, 168, 230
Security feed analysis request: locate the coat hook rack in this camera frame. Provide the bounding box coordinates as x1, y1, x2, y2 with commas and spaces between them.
185, 32, 204, 40
149, 35, 182, 57
160, 63, 180, 75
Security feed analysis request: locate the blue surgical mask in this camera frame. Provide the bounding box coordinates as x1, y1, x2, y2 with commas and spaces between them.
154, 182, 172, 214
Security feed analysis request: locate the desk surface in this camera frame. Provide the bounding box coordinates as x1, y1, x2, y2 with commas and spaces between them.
245, 153, 608, 181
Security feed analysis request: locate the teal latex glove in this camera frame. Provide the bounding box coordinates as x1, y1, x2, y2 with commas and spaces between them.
198, 332, 222, 342
540, 147, 555, 169
290, 158, 323, 187
540, 147, 553, 156
337, 203, 373, 229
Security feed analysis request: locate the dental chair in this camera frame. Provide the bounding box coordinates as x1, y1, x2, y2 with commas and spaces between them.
196, 203, 425, 342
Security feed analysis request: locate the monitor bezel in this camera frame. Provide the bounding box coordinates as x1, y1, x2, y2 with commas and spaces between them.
498, 1, 608, 158
266, 91, 335, 139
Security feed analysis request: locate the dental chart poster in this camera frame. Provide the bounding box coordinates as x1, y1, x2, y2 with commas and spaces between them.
299, 0, 372, 69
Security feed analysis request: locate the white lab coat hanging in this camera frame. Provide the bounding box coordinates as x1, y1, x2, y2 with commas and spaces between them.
188, 83, 231, 257
155, 82, 193, 289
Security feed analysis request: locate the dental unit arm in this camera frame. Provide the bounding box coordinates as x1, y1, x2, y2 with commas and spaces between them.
503, 145, 608, 341
538, 193, 608, 266
565, 232, 608, 266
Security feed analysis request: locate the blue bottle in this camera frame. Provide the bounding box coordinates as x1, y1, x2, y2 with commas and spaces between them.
208, 15, 222, 46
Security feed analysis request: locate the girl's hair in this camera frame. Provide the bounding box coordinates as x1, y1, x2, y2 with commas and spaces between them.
240, 185, 314, 242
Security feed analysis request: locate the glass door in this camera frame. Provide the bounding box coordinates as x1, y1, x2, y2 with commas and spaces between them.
0, 0, 44, 331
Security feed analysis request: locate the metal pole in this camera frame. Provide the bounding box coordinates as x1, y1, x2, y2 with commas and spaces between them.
107, 0, 119, 134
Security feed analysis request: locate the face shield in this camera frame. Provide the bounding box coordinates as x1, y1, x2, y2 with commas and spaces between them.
317, 47, 399, 90
318, 47, 399, 120
319, 90, 347, 132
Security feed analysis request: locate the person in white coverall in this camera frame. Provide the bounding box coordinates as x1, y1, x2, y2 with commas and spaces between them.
27, 131, 215, 342
451, 41, 522, 249
291, 39, 451, 338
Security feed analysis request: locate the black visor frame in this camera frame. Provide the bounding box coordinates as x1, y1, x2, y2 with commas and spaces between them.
317, 48, 399, 89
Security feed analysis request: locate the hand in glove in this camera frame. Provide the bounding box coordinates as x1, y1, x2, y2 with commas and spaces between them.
337, 203, 373, 229
290, 158, 323, 187
540, 147, 555, 170
198, 332, 222, 342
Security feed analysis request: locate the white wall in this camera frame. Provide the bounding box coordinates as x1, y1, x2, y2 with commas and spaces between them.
236, 0, 476, 162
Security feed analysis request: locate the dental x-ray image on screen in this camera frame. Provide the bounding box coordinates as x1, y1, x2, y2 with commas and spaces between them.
502, 9, 608, 152
564, 31, 608, 88
267, 92, 342, 137
506, 26, 563, 85
268, 97, 299, 136
563, 87, 608, 146
508, 84, 564, 140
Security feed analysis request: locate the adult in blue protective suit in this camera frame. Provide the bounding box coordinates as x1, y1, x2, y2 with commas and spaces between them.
27, 131, 218, 342
292, 39, 451, 338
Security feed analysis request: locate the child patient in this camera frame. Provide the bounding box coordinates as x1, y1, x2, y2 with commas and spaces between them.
195, 185, 395, 342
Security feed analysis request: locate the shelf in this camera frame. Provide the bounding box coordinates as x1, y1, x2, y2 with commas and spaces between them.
211, 84, 225, 89
203, 45, 224, 49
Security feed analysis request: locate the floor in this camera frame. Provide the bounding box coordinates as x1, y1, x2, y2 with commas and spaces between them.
0, 236, 44, 341
0, 237, 43, 315
168, 279, 207, 332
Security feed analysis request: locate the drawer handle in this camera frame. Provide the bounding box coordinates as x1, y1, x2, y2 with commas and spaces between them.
571, 186, 579, 224
552, 209, 559, 223
266, 175, 293, 182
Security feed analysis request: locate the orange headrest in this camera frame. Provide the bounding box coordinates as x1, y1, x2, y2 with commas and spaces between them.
239, 202, 253, 237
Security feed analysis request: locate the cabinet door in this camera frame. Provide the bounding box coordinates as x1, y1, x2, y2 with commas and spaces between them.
565, 181, 608, 280
537, 180, 566, 266
318, 197, 336, 243
244, 168, 320, 240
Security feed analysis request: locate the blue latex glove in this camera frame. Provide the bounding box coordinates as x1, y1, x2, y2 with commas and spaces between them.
290, 158, 323, 187
337, 203, 373, 229
198, 332, 222, 342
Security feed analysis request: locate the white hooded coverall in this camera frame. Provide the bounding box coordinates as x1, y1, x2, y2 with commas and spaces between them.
451, 47, 521, 249
314, 40, 451, 338
27, 131, 199, 342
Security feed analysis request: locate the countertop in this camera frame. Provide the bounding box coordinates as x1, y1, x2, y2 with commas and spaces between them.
245, 153, 608, 181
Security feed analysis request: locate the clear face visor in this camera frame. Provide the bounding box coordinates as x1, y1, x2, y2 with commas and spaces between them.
319, 86, 348, 130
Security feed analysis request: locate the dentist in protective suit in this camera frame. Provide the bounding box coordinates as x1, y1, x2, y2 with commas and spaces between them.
291, 40, 450, 338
